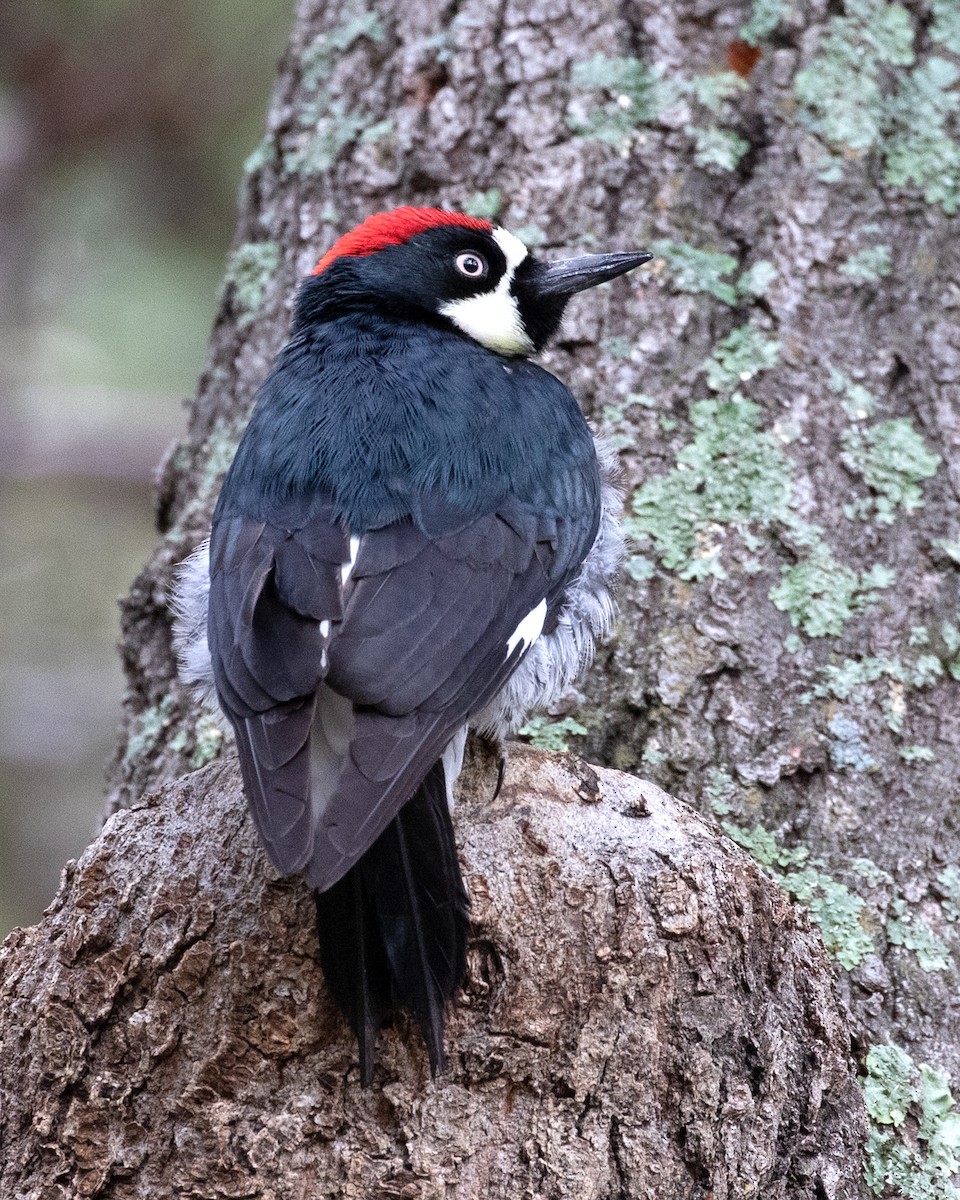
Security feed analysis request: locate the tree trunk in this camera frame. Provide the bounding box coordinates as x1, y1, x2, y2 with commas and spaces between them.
0, 748, 863, 1197
5, 0, 959, 1193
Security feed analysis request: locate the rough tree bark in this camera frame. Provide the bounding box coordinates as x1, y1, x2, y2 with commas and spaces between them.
0, 749, 862, 1197
3, 0, 958, 1194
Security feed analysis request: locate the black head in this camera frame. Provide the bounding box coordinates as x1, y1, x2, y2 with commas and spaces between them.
294, 206, 651, 356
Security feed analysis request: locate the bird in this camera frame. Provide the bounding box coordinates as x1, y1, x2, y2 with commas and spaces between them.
171, 206, 650, 1084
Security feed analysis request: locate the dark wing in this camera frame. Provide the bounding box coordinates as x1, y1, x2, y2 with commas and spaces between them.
208, 495, 598, 892
207, 505, 348, 874
306, 498, 596, 890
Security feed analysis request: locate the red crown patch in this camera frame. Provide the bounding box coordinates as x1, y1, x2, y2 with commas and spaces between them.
312, 207, 492, 274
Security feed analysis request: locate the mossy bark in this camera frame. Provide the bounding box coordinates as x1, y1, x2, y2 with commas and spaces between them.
5, 0, 959, 1193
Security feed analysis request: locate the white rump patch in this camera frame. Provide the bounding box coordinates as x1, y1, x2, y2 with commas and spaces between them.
311, 686, 355, 819
439, 226, 533, 357
507, 598, 547, 656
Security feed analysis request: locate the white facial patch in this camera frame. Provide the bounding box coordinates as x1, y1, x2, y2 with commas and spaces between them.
507, 598, 547, 656
439, 227, 534, 357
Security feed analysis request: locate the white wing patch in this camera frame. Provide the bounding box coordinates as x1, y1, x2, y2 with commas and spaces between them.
439, 227, 533, 357
507, 598, 547, 655
341, 534, 361, 587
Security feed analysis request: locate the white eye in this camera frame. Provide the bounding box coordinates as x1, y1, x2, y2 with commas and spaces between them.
455, 251, 488, 279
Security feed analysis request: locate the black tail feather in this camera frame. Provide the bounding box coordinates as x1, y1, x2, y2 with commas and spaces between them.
314, 759, 469, 1083
314, 856, 392, 1085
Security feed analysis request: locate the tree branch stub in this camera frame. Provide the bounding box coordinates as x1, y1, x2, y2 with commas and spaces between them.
0, 748, 865, 1198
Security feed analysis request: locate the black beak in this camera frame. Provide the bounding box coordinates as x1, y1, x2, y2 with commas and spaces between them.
531, 251, 652, 298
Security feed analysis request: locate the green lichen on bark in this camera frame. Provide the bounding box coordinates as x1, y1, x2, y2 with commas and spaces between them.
840, 245, 893, 283
830, 369, 878, 419
568, 55, 749, 171
517, 715, 589, 752
625, 395, 791, 580
648, 240, 739, 304
685, 125, 750, 172
567, 55, 670, 145
123, 697, 176, 769
740, 0, 789, 45
795, 0, 914, 151
932, 0, 960, 54
198, 417, 245, 503
828, 712, 877, 773
937, 868, 960, 922
842, 418, 942, 523
723, 821, 876, 969
170, 713, 225, 771
884, 57, 960, 215
648, 244, 773, 305
284, 6, 390, 177
223, 242, 280, 329
808, 652, 945, 706
301, 6, 385, 90
703, 324, 780, 392
863, 1044, 960, 1198
887, 900, 952, 972
794, 0, 960, 212
769, 547, 894, 638
463, 189, 503, 219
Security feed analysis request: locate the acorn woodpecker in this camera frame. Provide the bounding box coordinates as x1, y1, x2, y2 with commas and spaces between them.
172, 206, 650, 1083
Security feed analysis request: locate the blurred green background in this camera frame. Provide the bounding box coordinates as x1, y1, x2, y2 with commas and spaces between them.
0, 0, 291, 935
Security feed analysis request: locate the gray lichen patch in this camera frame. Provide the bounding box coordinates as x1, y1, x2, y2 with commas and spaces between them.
828, 712, 877, 773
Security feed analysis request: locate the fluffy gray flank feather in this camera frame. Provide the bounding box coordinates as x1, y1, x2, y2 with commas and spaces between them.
170, 539, 218, 710
473, 433, 623, 740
